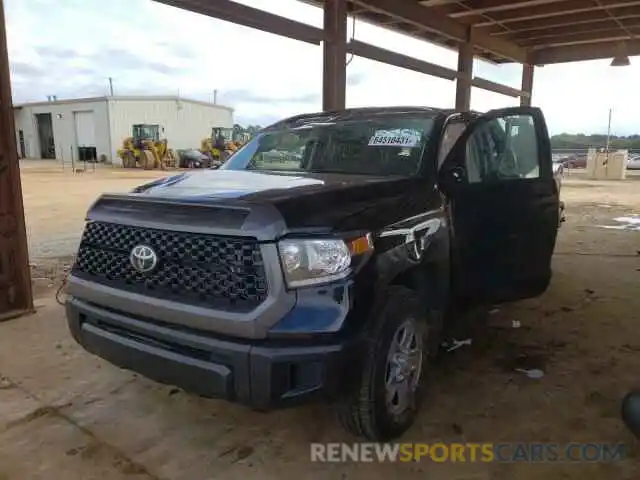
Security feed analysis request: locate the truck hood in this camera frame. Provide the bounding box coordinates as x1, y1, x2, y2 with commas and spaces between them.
88, 169, 432, 240
134, 169, 385, 199
129, 169, 422, 233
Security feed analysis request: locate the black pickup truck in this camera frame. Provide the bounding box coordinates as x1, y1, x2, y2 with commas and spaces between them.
66, 106, 561, 441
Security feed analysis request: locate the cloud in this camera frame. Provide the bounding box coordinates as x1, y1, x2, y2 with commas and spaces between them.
347, 71, 366, 87
34, 45, 78, 60
37, 46, 185, 76
220, 89, 321, 105
156, 42, 197, 59
236, 112, 281, 128
10, 61, 44, 77
91, 48, 184, 76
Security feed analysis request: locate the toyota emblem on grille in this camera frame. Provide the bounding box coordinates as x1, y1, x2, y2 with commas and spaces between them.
130, 245, 158, 273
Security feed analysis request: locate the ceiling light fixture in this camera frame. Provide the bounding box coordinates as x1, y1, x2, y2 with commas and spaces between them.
611, 42, 631, 67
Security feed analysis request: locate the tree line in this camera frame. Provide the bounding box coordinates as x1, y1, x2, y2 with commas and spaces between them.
233, 124, 263, 137
551, 133, 640, 150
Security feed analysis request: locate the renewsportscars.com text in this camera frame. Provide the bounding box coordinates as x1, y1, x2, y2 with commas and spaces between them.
310, 442, 627, 463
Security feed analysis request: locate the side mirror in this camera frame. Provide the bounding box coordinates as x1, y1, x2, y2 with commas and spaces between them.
438, 156, 467, 196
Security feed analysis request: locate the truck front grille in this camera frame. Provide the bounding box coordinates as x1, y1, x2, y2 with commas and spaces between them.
73, 221, 268, 312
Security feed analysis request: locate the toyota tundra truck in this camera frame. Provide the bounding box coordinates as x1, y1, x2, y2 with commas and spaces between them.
66, 106, 561, 441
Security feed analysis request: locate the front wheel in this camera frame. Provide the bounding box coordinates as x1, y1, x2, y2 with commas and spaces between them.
336, 286, 436, 441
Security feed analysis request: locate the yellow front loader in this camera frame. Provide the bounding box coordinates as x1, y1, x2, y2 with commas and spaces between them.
199, 127, 236, 166
117, 124, 176, 169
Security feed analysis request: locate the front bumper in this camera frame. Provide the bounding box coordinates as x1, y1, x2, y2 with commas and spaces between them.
66, 297, 356, 409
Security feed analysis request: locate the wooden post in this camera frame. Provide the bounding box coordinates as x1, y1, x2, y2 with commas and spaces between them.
521, 63, 534, 107
455, 41, 473, 112
322, 0, 347, 111
0, 0, 33, 318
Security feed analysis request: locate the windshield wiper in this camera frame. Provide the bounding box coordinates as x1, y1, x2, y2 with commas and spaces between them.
306, 169, 352, 174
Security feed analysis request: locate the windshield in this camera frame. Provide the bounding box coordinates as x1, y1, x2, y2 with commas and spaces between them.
221, 115, 434, 176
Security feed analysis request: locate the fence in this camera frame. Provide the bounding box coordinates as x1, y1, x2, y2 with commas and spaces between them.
552, 148, 640, 159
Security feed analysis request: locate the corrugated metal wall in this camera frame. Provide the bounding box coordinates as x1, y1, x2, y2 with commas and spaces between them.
108, 98, 234, 162
13, 100, 111, 163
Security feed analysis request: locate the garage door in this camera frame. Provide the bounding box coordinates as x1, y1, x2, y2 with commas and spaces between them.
74, 110, 96, 147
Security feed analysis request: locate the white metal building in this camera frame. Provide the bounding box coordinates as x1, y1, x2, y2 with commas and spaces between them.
13, 95, 234, 163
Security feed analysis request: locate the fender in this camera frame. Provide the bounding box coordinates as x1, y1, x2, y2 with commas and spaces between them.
374, 207, 451, 311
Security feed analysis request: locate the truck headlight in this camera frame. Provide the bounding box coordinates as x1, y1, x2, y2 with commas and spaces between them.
278, 237, 369, 288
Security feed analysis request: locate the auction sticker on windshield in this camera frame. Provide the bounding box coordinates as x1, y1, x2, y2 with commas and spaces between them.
368, 132, 421, 147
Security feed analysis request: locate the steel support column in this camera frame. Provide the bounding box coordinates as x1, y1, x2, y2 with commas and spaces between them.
323, 0, 347, 111
455, 41, 473, 111
520, 63, 534, 106
0, 0, 33, 320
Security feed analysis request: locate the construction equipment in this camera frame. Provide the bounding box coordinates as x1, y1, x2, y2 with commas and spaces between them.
118, 124, 177, 169
200, 127, 236, 166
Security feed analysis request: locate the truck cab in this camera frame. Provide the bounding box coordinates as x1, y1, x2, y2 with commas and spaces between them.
132, 124, 161, 144
66, 105, 560, 441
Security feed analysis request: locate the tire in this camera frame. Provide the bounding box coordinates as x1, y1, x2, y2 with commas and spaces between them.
122, 152, 135, 169
336, 286, 437, 441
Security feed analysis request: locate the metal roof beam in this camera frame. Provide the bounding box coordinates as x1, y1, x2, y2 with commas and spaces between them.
419, 0, 460, 6
485, 7, 640, 34
351, 0, 527, 61
470, 0, 640, 27
505, 18, 640, 40
519, 27, 639, 47
352, 0, 467, 39
532, 38, 640, 63
154, 0, 526, 62
449, 0, 564, 18
471, 76, 529, 98
346, 40, 458, 80
153, 0, 325, 44
346, 40, 528, 99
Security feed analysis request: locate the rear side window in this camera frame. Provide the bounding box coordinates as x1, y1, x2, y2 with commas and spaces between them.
465, 115, 540, 183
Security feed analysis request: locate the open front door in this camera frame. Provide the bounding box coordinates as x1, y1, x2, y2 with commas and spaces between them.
439, 106, 560, 305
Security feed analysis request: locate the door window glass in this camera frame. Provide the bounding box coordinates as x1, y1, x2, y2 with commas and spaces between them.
438, 120, 467, 167
465, 114, 539, 183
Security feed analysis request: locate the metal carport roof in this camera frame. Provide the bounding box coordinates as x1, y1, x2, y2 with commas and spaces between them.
305, 0, 640, 65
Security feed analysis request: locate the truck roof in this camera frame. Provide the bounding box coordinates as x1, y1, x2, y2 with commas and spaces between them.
264, 106, 482, 131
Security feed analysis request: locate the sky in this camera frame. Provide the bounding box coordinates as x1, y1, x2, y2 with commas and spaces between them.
6, 0, 640, 135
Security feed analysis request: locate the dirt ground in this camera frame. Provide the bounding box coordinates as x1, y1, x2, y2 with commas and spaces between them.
1, 160, 640, 479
